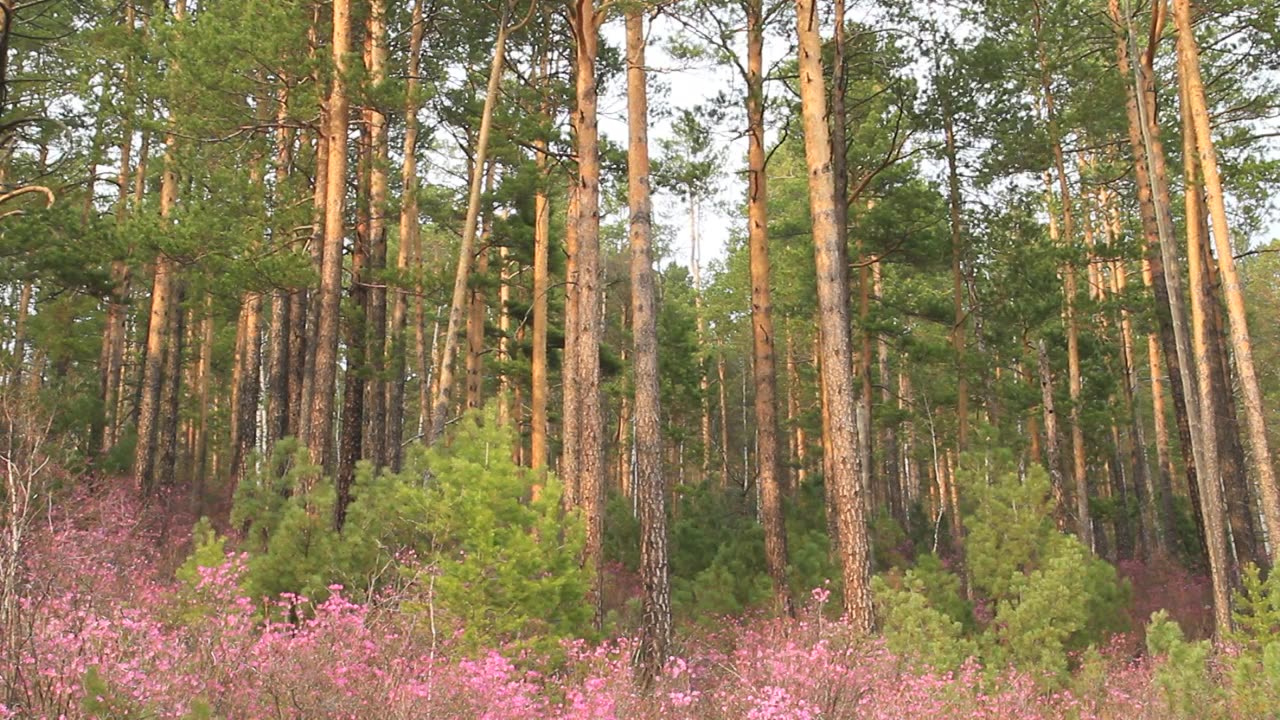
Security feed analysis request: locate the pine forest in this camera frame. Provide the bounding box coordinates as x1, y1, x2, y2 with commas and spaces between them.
1, 0, 1280, 716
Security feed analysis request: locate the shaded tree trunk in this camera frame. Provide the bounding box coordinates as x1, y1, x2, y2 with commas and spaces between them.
387, 0, 426, 469
565, 0, 606, 624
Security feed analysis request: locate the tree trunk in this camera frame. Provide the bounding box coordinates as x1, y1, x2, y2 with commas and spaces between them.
364, 0, 390, 469
1174, 0, 1280, 566
874, 263, 901, 524
795, 0, 873, 630
1105, 194, 1160, 554
231, 292, 262, 487
192, 297, 213, 506
718, 354, 730, 485
134, 42, 183, 493
157, 283, 185, 490
1105, 6, 1181, 542
744, 0, 791, 614
626, 11, 671, 678
1176, 21, 1235, 633
943, 106, 968, 453
100, 107, 134, 454
530, 49, 551, 470
786, 329, 807, 487
565, 0, 606, 625
305, 0, 352, 471
1120, 0, 1214, 571
428, 17, 509, 445
387, 0, 425, 469
1037, 338, 1068, 528
465, 163, 495, 412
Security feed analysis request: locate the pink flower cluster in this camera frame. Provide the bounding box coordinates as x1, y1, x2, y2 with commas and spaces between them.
0, 486, 1193, 719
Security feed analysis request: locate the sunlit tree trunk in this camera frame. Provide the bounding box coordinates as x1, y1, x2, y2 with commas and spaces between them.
1174, 0, 1280, 566
785, 329, 807, 487
626, 11, 670, 678
231, 291, 262, 486
1037, 67, 1092, 550
134, 1, 185, 493
1176, 25, 1234, 633
741, 0, 792, 615
305, 0, 353, 471
1104, 189, 1160, 554
795, 0, 872, 630
530, 44, 551, 469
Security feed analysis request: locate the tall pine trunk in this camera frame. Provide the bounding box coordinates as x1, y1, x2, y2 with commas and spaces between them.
565, 0, 606, 623
745, 0, 791, 615
364, 0, 390, 468
387, 0, 425, 469
626, 11, 670, 678
795, 0, 873, 630
305, 0, 353, 471
428, 16, 510, 444
1174, 0, 1280, 566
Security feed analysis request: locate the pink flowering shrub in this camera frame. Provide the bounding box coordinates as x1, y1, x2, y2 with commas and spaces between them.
0, 483, 1249, 720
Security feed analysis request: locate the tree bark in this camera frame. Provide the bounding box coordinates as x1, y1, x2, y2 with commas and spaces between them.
626, 11, 671, 679
156, 282, 185, 489
1175, 16, 1234, 632
1037, 338, 1068, 529
1174, 0, 1280, 566
305, 0, 353, 471
565, 0, 606, 624
364, 0, 390, 468
745, 0, 792, 615
1036, 40, 1093, 548
943, 105, 968, 453
386, 0, 425, 469
231, 292, 262, 486
465, 163, 496, 412
266, 88, 294, 450
134, 1, 183, 493
428, 16, 510, 444
795, 0, 873, 630
530, 47, 551, 470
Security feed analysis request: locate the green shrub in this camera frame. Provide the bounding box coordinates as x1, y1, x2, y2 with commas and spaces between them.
1227, 564, 1280, 716
873, 450, 1130, 679
1146, 610, 1218, 718
221, 404, 590, 654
